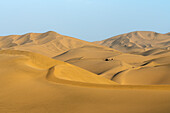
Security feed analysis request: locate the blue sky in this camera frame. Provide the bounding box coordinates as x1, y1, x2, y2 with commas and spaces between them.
0, 0, 169, 41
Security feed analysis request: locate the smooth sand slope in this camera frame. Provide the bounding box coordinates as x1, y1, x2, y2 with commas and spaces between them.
54, 45, 170, 85
1, 50, 170, 113
53, 45, 124, 74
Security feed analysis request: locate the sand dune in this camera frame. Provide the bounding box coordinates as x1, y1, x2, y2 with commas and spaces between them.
1, 31, 169, 85
0, 31, 102, 57
112, 63, 170, 85
53, 46, 133, 79
0, 50, 170, 113
0, 50, 115, 84
53, 45, 170, 85
53, 45, 136, 79
53, 45, 123, 74
94, 31, 170, 53
0, 31, 170, 113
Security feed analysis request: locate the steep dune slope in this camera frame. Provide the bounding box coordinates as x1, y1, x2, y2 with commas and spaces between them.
53, 45, 120, 61
53, 43, 170, 85
0, 31, 104, 57
0, 50, 115, 84
53, 45, 126, 75
94, 31, 170, 53
109, 54, 170, 85
0, 31, 126, 82
2, 31, 169, 85
53, 44, 170, 85
93, 31, 170, 83
112, 64, 170, 85
1, 50, 170, 113
53, 45, 156, 83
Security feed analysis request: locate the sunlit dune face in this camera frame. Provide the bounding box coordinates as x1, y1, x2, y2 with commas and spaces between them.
0, 31, 170, 113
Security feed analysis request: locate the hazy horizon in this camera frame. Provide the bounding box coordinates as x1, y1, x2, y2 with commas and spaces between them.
0, 0, 170, 41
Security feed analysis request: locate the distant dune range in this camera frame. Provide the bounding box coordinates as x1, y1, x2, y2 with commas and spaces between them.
0, 31, 170, 113
0, 31, 102, 57
94, 31, 170, 54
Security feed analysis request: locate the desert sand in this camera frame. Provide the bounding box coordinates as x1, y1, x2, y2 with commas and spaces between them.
94, 31, 170, 53
0, 31, 170, 113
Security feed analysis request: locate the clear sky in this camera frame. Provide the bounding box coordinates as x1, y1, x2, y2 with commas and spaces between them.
0, 0, 170, 41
